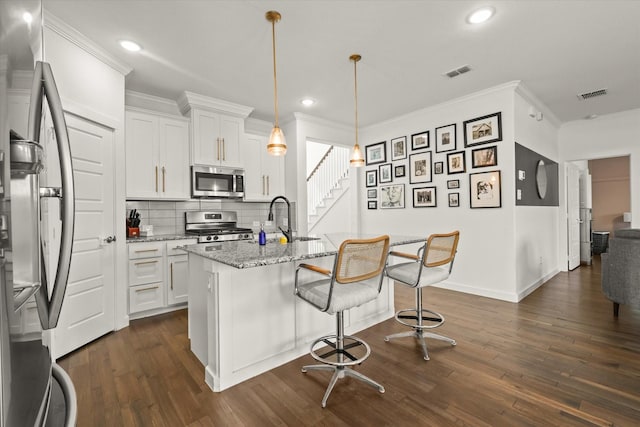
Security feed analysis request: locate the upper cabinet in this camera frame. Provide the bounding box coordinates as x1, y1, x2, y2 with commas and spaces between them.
243, 133, 285, 201
125, 108, 190, 199
177, 91, 253, 168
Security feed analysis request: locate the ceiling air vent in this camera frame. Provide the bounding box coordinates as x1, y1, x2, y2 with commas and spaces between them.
445, 65, 472, 78
577, 88, 607, 100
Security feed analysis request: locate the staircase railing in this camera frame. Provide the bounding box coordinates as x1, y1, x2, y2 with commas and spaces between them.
307, 145, 350, 216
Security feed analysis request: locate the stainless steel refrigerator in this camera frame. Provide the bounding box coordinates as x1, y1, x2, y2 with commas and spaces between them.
1, 0, 77, 425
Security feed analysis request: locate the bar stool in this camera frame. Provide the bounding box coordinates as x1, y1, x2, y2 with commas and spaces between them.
384, 231, 460, 360
294, 235, 390, 407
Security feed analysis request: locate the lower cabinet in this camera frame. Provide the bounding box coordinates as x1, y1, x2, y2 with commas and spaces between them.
128, 238, 197, 318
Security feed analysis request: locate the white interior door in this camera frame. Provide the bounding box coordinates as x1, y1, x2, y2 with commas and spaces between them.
567, 163, 581, 270
52, 113, 115, 358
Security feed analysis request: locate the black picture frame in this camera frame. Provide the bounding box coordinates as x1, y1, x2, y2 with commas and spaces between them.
471, 145, 498, 168
394, 164, 406, 178
447, 151, 466, 174
379, 163, 393, 183
368, 200, 377, 210
447, 179, 460, 189
409, 151, 432, 184
366, 170, 377, 187
391, 136, 408, 160
380, 184, 405, 209
367, 189, 377, 199
365, 141, 386, 165
435, 123, 456, 153
448, 192, 460, 207
434, 161, 444, 174
413, 186, 437, 208
464, 112, 502, 147
469, 170, 502, 208
411, 131, 430, 151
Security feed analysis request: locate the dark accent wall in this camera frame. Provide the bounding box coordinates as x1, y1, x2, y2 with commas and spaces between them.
515, 142, 559, 206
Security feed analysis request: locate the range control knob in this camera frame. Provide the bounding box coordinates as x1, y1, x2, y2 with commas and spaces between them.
206, 236, 212, 241
213, 235, 219, 241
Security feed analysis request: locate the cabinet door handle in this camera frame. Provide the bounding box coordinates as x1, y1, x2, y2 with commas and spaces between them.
155, 166, 158, 192
216, 137, 220, 161
222, 138, 226, 161
170, 262, 174, 290
262, 175, 265, 195
162, 166, 166, 192
135, 249, 159, 253
134, 260, 159, 266
135, 285, 159, 293
267, 175, 270, 195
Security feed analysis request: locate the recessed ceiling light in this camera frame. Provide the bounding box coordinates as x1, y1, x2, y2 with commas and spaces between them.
22, 12, 33, 24
119, 40, 142, 52
467, 7, 495, 24
300, 98, 316, 107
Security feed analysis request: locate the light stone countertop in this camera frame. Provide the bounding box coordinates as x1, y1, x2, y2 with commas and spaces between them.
180, 233, 425, 269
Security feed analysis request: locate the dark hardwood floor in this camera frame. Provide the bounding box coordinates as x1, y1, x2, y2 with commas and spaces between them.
58, 257, 640, 426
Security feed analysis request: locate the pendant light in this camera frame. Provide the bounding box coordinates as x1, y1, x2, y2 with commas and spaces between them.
266, 10, 286, 156
349, 54, 365, 167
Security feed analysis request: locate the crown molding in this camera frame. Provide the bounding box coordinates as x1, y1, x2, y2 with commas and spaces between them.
245, 117, 273, 135
177, 91, 253, 118
292, 112, 351, 132
44, 10, 132, 76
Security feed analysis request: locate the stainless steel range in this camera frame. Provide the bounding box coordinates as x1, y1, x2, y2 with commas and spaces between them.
185, 211, 254, 243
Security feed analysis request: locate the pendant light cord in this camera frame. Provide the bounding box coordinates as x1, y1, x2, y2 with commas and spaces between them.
353, 58, 359, 146
271, 19, 279, 128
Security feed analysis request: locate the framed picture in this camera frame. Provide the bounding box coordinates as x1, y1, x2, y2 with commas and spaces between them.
469, 170, 501, 208
409, 151, 432, 184
391, 136, 407, 160
464, 112, 502, 147
379, 163, 392, 183
447, 179, 460, 189
411, 131, 430, 151
472, 145, 498, 168
380, 184, 405, 209
434, 161, 444, 174
365, 141, 387, 165
367, 200, 377, 210
448, 192, 460, 207
413, 186, 437, 208
366, 170, 377, 187
394, 164, 406, 178
447, 151, 466, 174
435, 123, 456, 153
367, 189, 377, 199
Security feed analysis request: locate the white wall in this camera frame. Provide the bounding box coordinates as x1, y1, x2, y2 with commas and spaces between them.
558, 108, 640, 269
513, 88, 561, 299
359, 82, 521, 301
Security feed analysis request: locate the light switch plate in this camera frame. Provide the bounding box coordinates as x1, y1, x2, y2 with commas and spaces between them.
517, 189, 522, 200
518, 170, 526, 181
252, 221, 260, 227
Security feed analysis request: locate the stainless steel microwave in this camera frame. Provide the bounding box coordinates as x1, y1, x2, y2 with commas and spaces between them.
191, 165, 245, 198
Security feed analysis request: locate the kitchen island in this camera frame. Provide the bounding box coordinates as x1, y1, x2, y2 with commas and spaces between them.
181, 233, 424, 392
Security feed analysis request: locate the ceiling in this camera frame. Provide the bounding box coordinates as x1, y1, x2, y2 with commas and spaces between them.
43, 0, 640, 128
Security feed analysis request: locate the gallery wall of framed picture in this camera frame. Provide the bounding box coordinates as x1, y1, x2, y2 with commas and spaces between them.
363, 111, 503, 210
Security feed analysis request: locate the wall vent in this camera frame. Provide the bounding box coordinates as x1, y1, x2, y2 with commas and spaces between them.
445, 65, 472, 78
577, 88, 607, 100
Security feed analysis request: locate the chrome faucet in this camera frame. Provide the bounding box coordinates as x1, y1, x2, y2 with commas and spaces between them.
268, 196, 293, 242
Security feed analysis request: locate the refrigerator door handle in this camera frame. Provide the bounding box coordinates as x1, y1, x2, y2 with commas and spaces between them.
31, 62, 76, 330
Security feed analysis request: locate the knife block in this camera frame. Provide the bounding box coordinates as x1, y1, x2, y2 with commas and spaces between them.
127, 227, 140, 238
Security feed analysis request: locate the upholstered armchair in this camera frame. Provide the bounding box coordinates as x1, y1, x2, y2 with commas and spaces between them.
601, 228, 640, 316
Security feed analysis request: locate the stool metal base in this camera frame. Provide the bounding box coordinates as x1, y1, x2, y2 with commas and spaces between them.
384, 329, 456, 361
302, 364, 385, 408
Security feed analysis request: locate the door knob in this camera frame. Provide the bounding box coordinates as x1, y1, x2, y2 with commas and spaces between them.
103, 235, 116, 243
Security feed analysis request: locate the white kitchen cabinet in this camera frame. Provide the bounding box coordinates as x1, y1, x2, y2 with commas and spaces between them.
242, 133, 285, 201
128, 239, 196, 318
191, 109, 244, 167
166, 240, 195, 305
125, 108, 190, 199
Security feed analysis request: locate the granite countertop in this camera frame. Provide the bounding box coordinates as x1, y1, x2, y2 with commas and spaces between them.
180, 233, 425, 269
126, 233, 194, 243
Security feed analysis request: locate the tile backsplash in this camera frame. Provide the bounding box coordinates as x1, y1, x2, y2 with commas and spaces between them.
126, 199, 297, 236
